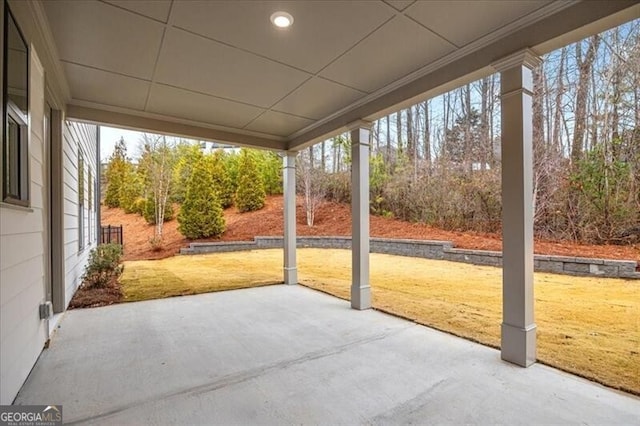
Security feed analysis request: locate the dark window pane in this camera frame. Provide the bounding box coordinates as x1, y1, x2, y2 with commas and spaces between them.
5, 116, 20, 197
6, 10, 28, 115
3, 6, 29, 205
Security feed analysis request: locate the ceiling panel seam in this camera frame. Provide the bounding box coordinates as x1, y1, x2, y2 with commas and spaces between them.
61, 60, 151, 83
240, 76, 315, 131
312, 15, 395, 77
172, 25, 314, 77
243, 14, 399, 136
268, 76, 368, 119
304, 76, 369, 96
401, 14, 458, 48
151, 82, 315, 122
381, 0, 417, 13
97, 0, 170, 25
143, 0, 175, 111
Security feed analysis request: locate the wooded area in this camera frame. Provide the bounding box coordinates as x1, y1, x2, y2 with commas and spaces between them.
301, 20, 639, 244
103, 21, 639, 247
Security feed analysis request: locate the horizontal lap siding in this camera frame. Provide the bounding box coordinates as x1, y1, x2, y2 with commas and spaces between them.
0, 47, 47, 404
63, 121, 98, 308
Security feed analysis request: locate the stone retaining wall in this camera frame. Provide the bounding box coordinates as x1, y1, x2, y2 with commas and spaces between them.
181, 236, 639, 279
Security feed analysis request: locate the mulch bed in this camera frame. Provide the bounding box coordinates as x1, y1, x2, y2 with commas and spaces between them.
101, 195, 640, 263
68, 275, 123, 309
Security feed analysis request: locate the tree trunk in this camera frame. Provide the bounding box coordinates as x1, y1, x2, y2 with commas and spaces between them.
423, 100, 431, 170
552, 47, 566, 153
386, 115, 391, 162
571, 35, 600, 165
396, 111, 403, 156
407, 106, 415, 161
443, 93, 450, 160
480, 77, 491, 169
463, 84, 472, 174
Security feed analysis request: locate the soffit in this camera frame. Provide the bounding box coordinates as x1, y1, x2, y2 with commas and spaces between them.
39, 0, 638, 148
406, 1, 554, 48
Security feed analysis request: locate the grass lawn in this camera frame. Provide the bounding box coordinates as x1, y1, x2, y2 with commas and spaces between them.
120, 248, 639, 395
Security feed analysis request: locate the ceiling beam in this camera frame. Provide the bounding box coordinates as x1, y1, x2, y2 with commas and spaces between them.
66, 105, 286, 151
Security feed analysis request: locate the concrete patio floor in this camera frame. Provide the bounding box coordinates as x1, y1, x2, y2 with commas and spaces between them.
15, 285, 639, 425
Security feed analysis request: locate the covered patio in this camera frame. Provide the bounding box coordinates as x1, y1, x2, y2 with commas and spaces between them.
4, 0, 639, 410
33, 0, 639, 369
15, 285, 640, 424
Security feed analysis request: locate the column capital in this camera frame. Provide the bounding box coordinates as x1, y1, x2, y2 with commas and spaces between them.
282, 151, 297, 168
492, 48, 542, 72
346, 119, 372, 131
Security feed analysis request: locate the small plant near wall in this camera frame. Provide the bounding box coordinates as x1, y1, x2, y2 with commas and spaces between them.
81, 243, 124, 288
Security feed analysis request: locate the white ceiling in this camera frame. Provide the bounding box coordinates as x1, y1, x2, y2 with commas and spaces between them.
40, 0, 638, 149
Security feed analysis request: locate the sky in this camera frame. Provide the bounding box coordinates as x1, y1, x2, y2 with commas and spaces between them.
99, 126, 145, 162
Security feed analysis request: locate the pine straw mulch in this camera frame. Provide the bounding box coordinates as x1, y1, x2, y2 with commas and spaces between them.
68, 275, 123, 309
101, 195, 640, 263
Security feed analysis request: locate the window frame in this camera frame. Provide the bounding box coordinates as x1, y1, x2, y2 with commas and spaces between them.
2, 4, 30, 207
78, 149, 85, 251
88, 168, 93, 242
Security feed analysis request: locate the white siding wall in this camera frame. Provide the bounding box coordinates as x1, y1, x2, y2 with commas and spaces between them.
0, 3, 99, 403
0, 48, 47, 405
62, 121, 98, 307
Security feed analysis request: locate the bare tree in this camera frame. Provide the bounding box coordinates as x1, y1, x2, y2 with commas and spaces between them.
571, 35, 601, 164
139, 134, 175, 242
297, 147, 325, 226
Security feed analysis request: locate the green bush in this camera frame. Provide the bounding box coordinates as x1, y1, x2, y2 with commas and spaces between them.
119, 164, 143, 213
142, 198, 175, 224
255, 151, 283, 195
208, 151, 234, 208
104, 139, 129, 208
177, 157, 226, 239
132, 197, 147, 215
171, 143, 203, 204
81, 243, 123, 288
235, 149, 266, 212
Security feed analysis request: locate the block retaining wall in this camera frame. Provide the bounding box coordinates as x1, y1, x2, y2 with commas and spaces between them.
181, 236, 639, 279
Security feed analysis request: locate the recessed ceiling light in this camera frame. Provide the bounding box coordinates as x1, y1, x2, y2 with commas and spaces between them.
270, 11, 293, 28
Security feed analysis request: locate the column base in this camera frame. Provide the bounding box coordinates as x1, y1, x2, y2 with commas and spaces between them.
501, 322, 537, 367
351, 285, 371, 310
284, 267, 297, 285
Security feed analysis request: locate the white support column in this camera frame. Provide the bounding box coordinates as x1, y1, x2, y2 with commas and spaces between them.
283, 152, 297, 285
493, 49, 542, 367
350, 122, 372, 310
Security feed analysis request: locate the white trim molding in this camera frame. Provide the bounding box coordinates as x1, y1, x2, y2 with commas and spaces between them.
492, 48, 543, 72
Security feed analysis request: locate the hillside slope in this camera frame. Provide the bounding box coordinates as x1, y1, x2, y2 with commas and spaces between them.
101, 195, 639, 262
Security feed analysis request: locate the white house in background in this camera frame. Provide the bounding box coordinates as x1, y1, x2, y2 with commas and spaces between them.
0, 0, 637, 407
0, 1, 99, 404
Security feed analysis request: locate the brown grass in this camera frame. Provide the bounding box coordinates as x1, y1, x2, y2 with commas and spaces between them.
120, 251, 282, 302
120, 248, 639, 395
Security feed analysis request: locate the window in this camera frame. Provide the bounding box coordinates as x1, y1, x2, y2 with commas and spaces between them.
78, 151, 85, 250
2, 4, 29, 206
